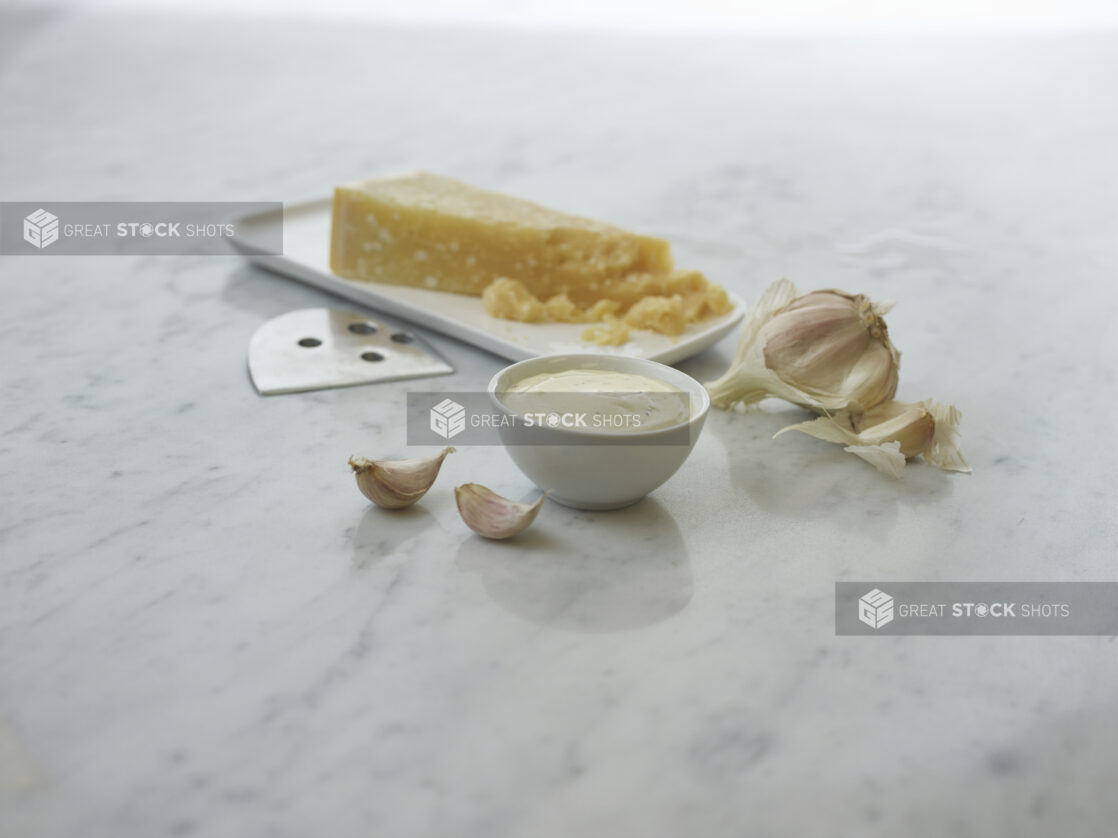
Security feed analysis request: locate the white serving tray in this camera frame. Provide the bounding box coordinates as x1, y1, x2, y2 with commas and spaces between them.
230, 199, 744, 364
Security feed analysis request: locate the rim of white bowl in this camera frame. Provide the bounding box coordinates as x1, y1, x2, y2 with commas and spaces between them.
487, 353, 711, 440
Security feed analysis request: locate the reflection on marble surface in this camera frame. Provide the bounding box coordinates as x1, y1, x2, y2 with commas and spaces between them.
456, 498, 692, 631
2, 7, 1118, 838
707, 408, 956, 535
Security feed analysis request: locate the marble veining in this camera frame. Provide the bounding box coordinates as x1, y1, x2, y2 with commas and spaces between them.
2, 8, 1118, 838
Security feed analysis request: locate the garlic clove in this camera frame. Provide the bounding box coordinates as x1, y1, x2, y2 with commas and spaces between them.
775, 398, 969, 476
455, 483, 545, 539
705, 280, 900, 413
858, 404, 936, 457
348, 447, 454, 509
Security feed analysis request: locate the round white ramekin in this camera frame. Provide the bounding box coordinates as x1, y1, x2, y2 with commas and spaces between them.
488, 353, 710, 510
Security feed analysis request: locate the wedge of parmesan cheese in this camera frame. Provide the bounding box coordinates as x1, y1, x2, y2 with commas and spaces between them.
329, 171, 731, 342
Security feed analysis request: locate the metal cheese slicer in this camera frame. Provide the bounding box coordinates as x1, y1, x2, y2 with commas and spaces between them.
248, 308, 454, 395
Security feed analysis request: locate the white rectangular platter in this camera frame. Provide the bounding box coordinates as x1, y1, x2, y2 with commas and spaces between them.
230, 199, 744, 364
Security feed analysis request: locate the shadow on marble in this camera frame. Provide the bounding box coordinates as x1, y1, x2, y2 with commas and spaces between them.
221, 263, 353, 320
673, 346, 734, 389
350, 503, 439, 569
707, 406, 954, 539
220, 263, 509, 369
455, 497, 693, 633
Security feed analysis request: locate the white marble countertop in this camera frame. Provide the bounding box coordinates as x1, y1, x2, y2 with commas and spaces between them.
3, 7, 1118, 837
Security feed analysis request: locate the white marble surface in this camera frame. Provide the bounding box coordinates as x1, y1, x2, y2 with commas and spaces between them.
2, 7, 1118, 837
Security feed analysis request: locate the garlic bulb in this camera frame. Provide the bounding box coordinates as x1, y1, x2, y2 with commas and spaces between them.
705, 279, 900, 413
455, 483, 545, 539
775, 400, 970, 478
348, 447, 454, 509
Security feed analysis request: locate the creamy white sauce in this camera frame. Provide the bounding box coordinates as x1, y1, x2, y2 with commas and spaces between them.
503, 368, 690, 433
508, 369, 681, 395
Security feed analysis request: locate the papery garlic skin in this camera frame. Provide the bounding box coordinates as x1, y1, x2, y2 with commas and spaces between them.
844, 441, 907, 479
920, 401, 970, 473
349, 447, 454, 509
455, 483, 544, 539
775, 400, 970, 477
705, 280, 900, 413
